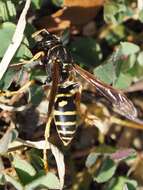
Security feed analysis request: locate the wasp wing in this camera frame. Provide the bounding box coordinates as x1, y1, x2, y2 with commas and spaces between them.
73, 64, 138, 121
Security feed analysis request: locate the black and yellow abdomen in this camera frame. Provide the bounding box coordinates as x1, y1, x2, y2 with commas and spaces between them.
54, 83, 78, 146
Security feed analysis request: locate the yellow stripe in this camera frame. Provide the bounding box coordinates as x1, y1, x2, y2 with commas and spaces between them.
56, 94, 72, 97
61, 136, 72, 140
58, 130, 75, 135
54, 110, 77, 115
55, 121, 76, 126
62, 140, 72, 146
59, 100, 68, 107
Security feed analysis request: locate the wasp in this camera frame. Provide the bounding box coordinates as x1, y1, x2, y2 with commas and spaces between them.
29, 29, 138, 146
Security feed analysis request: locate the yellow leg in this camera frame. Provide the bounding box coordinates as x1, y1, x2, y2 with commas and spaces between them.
32, 29, 49, 38
0, 80, 35, 97
75, 84, 82, 115
21, 51, 45, 64
43, 115, 53, 172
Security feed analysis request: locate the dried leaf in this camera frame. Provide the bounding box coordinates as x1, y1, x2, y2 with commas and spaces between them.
35, 0, 104, 32
63, 0, 104, 7
0, 125, 18, 155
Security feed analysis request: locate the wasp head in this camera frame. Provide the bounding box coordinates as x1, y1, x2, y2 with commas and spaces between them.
33, 30, 61, 54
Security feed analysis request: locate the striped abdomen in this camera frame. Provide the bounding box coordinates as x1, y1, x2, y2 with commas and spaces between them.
54, 83, 78, 146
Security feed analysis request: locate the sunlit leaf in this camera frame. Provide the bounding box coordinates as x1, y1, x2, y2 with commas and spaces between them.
94, 158, 117, 183
0, 22, 15, 57
105, 24, 127, 46
114, 72, 132, 89
94, 50, 122, 85
120, 42, 140, 55
12, 155, 36, 185
104, 0, 127, 24
25, 172, 60, 190
51, 143, 65, 189
107, 176, 138, 190
0, 128, 18, 155
94, 60, 117, 85
0, 174, 23, 189
0, 0, 16, 21
120, 54, 136, 73
85, 153, 99, 168
13, 139, 65, 189
137, 51, 143, 66
139, 10, 143, 23
0, 22, 32, 60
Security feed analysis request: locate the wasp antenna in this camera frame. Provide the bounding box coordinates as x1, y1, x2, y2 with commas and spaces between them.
32, 29, 49, 38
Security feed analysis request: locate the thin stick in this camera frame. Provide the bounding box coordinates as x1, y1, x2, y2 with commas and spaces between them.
0, 0, 31, 80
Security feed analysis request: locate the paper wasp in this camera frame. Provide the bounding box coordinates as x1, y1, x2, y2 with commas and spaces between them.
27, 29, 139, 146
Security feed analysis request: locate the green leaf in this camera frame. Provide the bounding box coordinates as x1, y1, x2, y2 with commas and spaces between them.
0, 22, 32, 60
86, 153, 99, 168
25, 172, 60, 190
139, 9, 143, 23
94, 49, 123, 85
94, 158, 117, 183
114, 72, 132, 89
107, 176, 138, 190
28, 149, 44, 170
12, 155, 36, 185
29, 84, 44, 105
120, 42, 140, 55
0, 0, 16, 21
0, 67, 18, 90
69, 37, 102, 68
0, 22, 15, 57
137, 51, 143, 66
105, 24, 127, 46
52, 0, 64, 7
94, 60, 117, 85
15, 43, 32, 60
104, 0, 127, 24
0, 128, 18, 155
0, 174, 23, 189
120, 54, 136, 72
61, 28, 70, 46
25, 23, 36, 48
29, 67, 47, 83
31, 0, 42, 9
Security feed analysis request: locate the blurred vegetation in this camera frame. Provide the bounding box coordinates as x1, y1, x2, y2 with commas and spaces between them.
0, 0, 143, 189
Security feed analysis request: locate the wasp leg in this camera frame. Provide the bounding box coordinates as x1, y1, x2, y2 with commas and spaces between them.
21, 51, 45, 64
43, 60, 60, 172
0, 80, 35, 97
74, 84, 83, 123
32, 29, 49, 38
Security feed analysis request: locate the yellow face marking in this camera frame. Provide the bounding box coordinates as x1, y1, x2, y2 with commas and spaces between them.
59, 100, 68, 107
54, 110, 77, 115
55, 121, 76, 126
